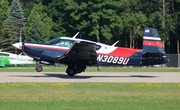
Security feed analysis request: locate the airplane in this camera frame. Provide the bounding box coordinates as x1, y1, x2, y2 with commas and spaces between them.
0, 51, 36, 68
12, 27, 168, 76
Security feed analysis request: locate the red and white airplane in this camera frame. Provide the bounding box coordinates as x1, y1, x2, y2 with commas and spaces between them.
12, 27, 168, 76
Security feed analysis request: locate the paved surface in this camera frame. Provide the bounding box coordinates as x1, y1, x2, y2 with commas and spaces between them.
0, 72, 180, 83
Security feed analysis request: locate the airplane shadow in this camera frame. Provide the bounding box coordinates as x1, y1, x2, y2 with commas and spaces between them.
11, 73, 159, 79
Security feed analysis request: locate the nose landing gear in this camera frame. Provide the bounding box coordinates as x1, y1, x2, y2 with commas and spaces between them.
35, 62, 43, 72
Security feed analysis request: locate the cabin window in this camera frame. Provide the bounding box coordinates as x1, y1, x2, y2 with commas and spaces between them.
47, 38, 75, 47
55, 39, 75, 47
96, 45, 101, 50
47, 38, 60, 45
0, 53, 9, 56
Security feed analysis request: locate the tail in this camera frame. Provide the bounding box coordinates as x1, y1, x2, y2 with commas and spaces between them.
141, 28, 168, 65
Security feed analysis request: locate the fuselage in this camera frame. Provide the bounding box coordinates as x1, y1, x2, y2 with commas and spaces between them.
12, 36, 168, 66
15, 37, 143, 66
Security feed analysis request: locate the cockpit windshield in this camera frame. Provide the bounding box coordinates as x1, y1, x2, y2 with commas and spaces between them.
47, 38, 75, 47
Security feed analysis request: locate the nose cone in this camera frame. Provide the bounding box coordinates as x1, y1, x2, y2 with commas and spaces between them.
12, 42, 22, 50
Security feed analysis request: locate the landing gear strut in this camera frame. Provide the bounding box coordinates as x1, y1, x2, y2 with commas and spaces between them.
35, 62, 43, 72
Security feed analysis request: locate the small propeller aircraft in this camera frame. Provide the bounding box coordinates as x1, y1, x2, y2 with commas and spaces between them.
12, 28, 168, 76
0, 51, 35, 68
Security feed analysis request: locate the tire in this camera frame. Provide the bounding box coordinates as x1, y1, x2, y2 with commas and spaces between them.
35, 64, 43, 72
66, 67, 76, 76
67, 69, 75, 76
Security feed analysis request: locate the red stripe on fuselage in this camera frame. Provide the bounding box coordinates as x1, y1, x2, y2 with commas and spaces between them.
143, 40, 163, 47
24, 44, 68, 51
99, 47, 140, 58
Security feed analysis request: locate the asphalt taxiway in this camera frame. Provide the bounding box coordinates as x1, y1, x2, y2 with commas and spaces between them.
0, 72, 179, 83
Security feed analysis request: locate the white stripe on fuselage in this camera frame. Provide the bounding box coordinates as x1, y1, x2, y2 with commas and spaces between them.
25, 43, 69, 50
143, 36, 161, 40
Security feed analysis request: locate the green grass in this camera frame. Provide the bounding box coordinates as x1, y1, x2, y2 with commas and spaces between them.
0, 66, 180, 72
0, 83, 180, 110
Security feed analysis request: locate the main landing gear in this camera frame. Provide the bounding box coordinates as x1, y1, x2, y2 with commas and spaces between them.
66, 65, 83, 76
66, 66, 76, 76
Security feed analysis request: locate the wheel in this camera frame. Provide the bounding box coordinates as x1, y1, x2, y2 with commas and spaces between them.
66, 67, 76, 76
35, 64, 43, 72
67, 68, 75, 76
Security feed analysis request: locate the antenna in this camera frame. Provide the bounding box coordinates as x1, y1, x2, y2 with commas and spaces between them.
19, 28, 22, 42
111, 40, 119, 47
72, 32, 79, 38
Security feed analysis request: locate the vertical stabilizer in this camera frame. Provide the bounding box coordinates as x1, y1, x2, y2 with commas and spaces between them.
142, 28, 168, 65
142, 28, 164, 53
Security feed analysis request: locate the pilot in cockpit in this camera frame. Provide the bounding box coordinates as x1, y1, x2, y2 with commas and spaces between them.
65, 40, 74, 47
55, 40, 74, 47
68, 40, 74, 47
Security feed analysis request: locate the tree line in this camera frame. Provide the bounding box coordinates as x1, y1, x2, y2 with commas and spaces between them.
0, 0, 180, 54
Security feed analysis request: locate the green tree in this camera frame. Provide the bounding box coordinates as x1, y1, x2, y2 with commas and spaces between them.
9, 0, 180, 54
24, 3, 53, 42
171, 0, 180, 54
88, 1, 123, 43
65, 0, 123, 43
0, 0, 9, 27
1, 0, 26, 53
119, 0, 147, 48
20, 0, 42, 17
0, 0, 9, 48
44, 0, 67, 38
141, 0, 176, 53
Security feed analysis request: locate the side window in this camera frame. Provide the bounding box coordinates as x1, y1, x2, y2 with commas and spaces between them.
0, 53, 9, 56
96, 45, 101, 50
47, 38, 60, 45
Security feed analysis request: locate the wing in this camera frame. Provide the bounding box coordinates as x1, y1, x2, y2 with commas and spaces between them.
58, 41, 97, 65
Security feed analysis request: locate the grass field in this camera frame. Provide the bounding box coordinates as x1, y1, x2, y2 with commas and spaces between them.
1, 66, 180, 72
0, 83, 180, 110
